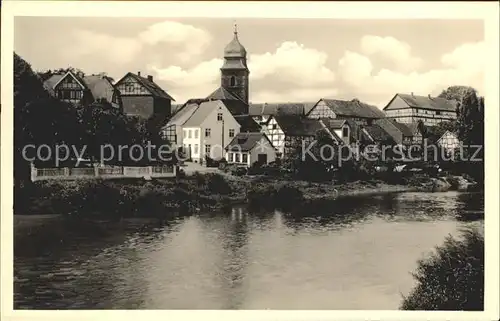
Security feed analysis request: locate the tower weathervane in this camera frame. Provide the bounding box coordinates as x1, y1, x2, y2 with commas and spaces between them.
234, 21, 238, 35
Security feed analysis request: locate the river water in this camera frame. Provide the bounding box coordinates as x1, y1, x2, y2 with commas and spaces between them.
14, 191, 484, 310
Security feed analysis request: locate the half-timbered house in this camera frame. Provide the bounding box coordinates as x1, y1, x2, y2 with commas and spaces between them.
306, 98, 385, 125
115, 72, 175, 119
383, 93, 457, 126
43, 70, 121, 108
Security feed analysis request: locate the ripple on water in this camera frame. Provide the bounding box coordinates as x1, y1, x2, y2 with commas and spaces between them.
14, 191, 484, 310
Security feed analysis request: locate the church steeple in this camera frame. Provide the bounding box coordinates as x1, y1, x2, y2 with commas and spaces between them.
221, 23, 249, 104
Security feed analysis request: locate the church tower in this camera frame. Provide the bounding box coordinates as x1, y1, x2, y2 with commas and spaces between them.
220, 23, 249, 104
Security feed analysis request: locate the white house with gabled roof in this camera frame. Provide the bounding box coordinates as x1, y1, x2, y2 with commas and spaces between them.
162, 100, 241, 164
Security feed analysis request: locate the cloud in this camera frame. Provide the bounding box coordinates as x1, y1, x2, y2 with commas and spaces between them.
249, 41, 336, 86
62, 21, 211, 67
150, 41, 337, 103
337, 40, 485, 107
139, 21, 212, 62
360, 35, 424, 72
62, 30, 142, 65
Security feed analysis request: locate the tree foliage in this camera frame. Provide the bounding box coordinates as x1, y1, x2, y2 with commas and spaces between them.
401, 227, 484, 311
14, 52, 174, 183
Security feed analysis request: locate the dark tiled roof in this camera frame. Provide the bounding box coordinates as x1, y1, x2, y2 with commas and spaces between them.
321, 119, 347, 130
219, 99, 248, 115
42, 74, 63, 95
82, 75, 117, 103
248, 102, 312, 116
363, 124, 395, 143
321, 98, 385, 119
226, 132, 270, 152
234, 115, 261, 132
207, 87, 241, 101
390, 120, 414, 137
274, 116, 324, 136
391, 93, 457, 112
124, 72, 175, 101
374, 118, 404, 145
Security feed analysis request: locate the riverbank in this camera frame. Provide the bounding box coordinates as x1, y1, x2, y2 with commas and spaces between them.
14, 172, 479, 219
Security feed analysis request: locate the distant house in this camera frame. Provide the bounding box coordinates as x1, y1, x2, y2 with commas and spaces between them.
43, 71, 121, 108
436, 130, 460, 154
115, 72, 175, 119
390, 121, 424, 146
249, 102, 315, 125
320, 119, 352, 145
262, 115, 335, 159
161, 100, 240, 163
225, 132, 276, 167
383, 93, 457, 126
306, 98, 385, 124
361, 124, 396, 146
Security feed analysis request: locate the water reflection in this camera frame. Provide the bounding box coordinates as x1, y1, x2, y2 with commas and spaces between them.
14, 191, 484, 310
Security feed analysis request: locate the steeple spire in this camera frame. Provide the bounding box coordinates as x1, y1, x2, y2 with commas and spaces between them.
233, 21, 238, 36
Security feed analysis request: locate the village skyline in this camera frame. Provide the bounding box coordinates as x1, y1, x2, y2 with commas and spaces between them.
14, 17, 484, 108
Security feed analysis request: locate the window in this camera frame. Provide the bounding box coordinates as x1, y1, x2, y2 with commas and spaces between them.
230, 76, 236, 87
217, 113, 223, 121
242, 153, 248, 163
272, 124, 277, 130
205, 128, 211, 137
235, 153, 240, 163
183, 129, 187, 137
228, 153, 234, 162
436, 111, 441, 115
342, 127, 349, 137
188, 130, 192, 138
229, 129, 235, 137
205, 144, 211, 155
194, 129, 199, 139
194, 144, 199, 155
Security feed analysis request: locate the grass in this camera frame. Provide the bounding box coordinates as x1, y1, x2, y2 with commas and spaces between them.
401, 227, 484, 310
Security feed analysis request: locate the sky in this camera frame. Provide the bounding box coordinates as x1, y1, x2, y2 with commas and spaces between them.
14, 17, 484, 108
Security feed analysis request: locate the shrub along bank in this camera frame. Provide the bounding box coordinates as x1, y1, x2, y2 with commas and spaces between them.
401, 227, 484, 311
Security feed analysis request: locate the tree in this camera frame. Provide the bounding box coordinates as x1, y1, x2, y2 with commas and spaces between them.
14, 53, 82, 182
438, 85, 477, 102
401, 228, 484, 311
284, 129, 339, 181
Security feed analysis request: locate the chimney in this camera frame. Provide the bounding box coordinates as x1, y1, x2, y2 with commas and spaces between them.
137, 71, 141, 77
411, 92, 414, 97
428, 94, 432, 99
147, 75, 153, 82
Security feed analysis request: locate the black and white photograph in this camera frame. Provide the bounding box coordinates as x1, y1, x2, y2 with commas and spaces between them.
1, 1, 499, 320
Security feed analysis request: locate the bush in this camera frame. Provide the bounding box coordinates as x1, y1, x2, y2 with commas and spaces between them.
205, 173, 232, 195
246, 184, 277, 209
401, 227, 484, 310
275, 185, 304, 210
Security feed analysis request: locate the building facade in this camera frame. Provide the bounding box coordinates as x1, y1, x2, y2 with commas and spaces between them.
437, 130, 460, 153
43, 70, 121, 108
383, 93, 457, 126
225, 132, 277, 167
306, 98, 385, 125
115, 72, 175, 119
